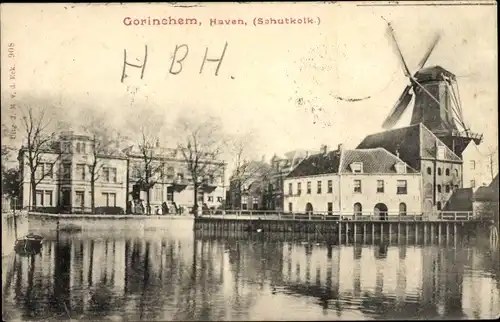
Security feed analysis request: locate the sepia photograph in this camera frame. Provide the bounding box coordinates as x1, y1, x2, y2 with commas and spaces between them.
1, 1, 498, 321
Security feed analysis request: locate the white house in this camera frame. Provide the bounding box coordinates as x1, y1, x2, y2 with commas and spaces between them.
283, 145, 422, 218
462, 140, 498, 191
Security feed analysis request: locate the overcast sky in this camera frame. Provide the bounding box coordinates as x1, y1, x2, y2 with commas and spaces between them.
1, 2, 497, 162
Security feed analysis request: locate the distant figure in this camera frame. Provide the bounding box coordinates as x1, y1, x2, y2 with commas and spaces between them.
162, 202, 169, 215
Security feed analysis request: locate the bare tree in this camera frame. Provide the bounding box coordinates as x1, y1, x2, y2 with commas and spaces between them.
80, 108, 125, 213
229, 133, 270, 209
18, 102, 62, 209
173, 115, 227, 216
127, 109, 166, 214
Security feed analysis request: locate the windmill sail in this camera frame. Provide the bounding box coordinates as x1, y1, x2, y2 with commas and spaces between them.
382, 85, 413, 129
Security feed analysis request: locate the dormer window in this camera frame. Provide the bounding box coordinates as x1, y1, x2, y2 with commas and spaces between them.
350, 162, 363, 174
395, 162, 407, 174
437, 146, 445, 159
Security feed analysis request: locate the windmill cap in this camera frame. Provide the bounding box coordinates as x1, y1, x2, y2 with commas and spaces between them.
415, 65, 456, 82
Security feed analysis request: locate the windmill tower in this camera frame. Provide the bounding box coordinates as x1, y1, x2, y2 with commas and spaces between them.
381, 21, 483, 157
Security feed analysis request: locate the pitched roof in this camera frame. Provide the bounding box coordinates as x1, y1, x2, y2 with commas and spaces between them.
287, 150, 341, 178
340, 148, 417, 174
286, 148, 416, 178
356, 123, 461, 170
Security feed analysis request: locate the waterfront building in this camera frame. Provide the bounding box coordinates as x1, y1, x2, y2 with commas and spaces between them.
357, 123, 463, 213
461, 141, 497, 190
266, 149, 316, 211
284, 145, 421, 217
124, 143, 226, 214
18, 131, 128, 212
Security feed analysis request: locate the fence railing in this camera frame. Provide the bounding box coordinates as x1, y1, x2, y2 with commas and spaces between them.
200, 210, 476, 221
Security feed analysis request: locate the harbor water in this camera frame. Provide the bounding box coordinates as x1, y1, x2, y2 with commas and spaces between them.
2, 217, 499, 320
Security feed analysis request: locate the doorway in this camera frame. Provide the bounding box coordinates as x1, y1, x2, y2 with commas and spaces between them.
374, 203, 388, 220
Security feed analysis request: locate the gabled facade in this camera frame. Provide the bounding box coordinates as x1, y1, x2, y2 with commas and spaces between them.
284, 146, 421, 217
18, 131, 128, 212
357, 123, 463, 212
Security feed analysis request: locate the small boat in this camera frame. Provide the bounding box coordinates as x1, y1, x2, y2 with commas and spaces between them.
14, 233, 43, 254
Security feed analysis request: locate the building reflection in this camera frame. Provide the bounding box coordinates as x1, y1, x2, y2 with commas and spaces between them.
1, 233, 499, 320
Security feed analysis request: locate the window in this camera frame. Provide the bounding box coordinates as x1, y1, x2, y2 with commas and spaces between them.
177, 173, 184, 182
35, 190, 44, 206
454, 169, 459, 177
81, 143, 86, 154
445, 168, 450, 176
445, 185, 450, 193
437, 185, 442, 193
399, 202, 407, 216
76, 142, 81, 153
288, 202, 293, 212
307, 182, 311, 194
76, 164, 86, 180
437, 168, 442, 176
470, 180, 476, 188
327, 202, 333, 215
454, 185, 459, 190
317, 181, 322, 194
253, 201, 258, 210
427, 167, 432, 175
437, 202, 442, 210
75, 191, 85, 208
297, 182, 302, 195
217, 196, 223, 202
377, 180, 384, 193
62, 163, 71, 180
397, 180, 407, 194
288, 182, 293, 195
166, 167, 175, 180
208, 196, 214, 202
153, 185, 162, 201
102, 192, 116, 207
351, 162, 363, 173
327, 180, 333, 193
470, 160, 476, 170
353, 180, 362, 193
354, 202, 362, 216
44, 191, 53, 206
395, 162, 406, 174
103, 167, 117, 183
437, 146, 445, 159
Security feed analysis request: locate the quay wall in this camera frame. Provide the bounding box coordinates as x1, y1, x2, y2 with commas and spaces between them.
27, 212, 194, 233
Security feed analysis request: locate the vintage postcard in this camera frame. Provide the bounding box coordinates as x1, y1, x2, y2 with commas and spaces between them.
1, 1, 498, 321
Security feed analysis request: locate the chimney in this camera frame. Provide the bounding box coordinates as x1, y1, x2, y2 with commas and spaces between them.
261, 154, 266, 162
321, 145, 328, 154
155, 139, 160, 148
306, 151, 310, 158
396, 149, 400, 158
337, 144, 343, 152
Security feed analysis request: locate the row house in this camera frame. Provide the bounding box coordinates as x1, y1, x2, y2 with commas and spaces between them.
284, 145, 422, 218
266, 149, 317, 210
18, 131, 128, 212
357, 123, 463, 213
125, 143, 226, 213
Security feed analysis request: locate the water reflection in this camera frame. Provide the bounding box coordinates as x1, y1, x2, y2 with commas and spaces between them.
2, 225, 499, 321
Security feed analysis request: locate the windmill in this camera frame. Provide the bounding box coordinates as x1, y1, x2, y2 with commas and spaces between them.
381, 20, 483, 157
